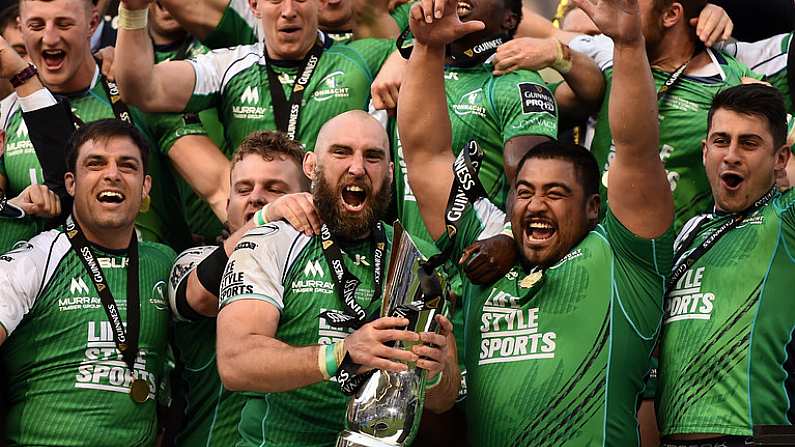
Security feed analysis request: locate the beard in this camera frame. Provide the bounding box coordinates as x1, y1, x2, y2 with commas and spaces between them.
312, 168, 392, 240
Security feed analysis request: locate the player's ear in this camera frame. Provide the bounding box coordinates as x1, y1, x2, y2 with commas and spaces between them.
65, 172, 76, 197
303, 151, 317, 181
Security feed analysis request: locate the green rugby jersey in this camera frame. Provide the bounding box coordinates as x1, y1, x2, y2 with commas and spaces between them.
0, 227, 175, 446
166, 245, 246, 447
570, 34, 759, 232
659, 189, 795, 436
220, 221, 400, 447
0, 67, 188, 252
187, 36, 392, 152
155, 38, 229, 242
392, 62, 558, 245
717, 33, 793, 113
437, 199, 673, 446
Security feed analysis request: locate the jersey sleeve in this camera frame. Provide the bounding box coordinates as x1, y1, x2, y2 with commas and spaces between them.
167, 245, 217, 322
0, 238, 50, 336
346, 38, 396, 79
140, 111, 208, 155
219, 223, 297, 312
601, 208, 674, 337
775, 187, 795, 228
200, 0, 259, 49
568, 33, 615, 73
186, 45, 260, 113
716, 33, 792, 78
434, 198, 505, 266
493, 72, 559, 143
390, 2, 412, 31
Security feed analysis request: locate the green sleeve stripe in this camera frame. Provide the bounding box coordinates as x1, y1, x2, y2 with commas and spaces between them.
221, 293, 283, 312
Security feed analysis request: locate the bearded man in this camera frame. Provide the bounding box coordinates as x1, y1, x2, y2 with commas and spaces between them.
215, 110, 461, 447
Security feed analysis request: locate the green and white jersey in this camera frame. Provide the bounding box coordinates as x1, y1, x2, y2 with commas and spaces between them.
166, 246, 246, 447
438, 199, 673, 446
717, 33, 793, 113
658, 189, 795, 436
187, 36, 392, 152
219, 221, 397, 447
0, 66, 189, 252
0, 227, 175, 446
570, 34, 759, 232
392, 60, 558, 244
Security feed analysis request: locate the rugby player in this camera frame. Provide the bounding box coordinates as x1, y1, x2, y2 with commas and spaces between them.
0, 119, 176, 445
0, 0, 209, 253
216, 110, 460, 446
167, 131, 314, 446
657, 84, 795, 446
114, 0, 395, 153
399, 0, 674, 445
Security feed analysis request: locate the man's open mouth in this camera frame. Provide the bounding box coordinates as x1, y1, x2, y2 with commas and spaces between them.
41, 49, 66, 70
278, 26, 302, 37
457, 1, 473, 18
525, 218, 557, 243
341, 184, 367, 211
97, 190, 125, 205
720, 172, 745, 191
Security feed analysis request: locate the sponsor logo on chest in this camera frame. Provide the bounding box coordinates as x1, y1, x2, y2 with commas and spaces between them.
232, 86, 267, 119
74, 321, 156, 400
478, 288, 557, 366
664, 266, 716, 323
452, 88, 487, 117
312, 71, 350, 102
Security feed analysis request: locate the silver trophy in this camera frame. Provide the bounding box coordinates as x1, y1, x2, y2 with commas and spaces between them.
336, 223, 445, 447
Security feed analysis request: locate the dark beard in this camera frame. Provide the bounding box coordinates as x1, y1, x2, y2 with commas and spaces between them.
312, 169, 392, 240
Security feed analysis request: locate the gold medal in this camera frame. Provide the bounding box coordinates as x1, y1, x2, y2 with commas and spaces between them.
519, 270, 543, 289
129, 379, 150, 404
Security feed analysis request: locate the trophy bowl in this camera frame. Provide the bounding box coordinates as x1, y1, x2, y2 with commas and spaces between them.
336, 223, 444, 447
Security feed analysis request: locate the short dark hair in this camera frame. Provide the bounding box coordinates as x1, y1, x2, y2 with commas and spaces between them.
653, 0, 707, 21
0, 4, 19, 31
708, 84, 788, 149
66, 119, 150, 174
515, 141, 600, 198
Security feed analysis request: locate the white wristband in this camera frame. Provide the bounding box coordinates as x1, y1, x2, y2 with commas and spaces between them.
18, 88, 57, 113
118, 4, 148, 30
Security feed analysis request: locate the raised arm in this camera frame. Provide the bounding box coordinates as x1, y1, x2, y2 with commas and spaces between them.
397, 0, 484, 239
574, 0, 673, 237
114, 0, 196, 112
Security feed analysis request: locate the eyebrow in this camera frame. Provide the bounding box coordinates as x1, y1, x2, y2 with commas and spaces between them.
516, 180, 573, 193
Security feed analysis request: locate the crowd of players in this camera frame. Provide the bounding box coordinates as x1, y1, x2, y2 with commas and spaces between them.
0, 0, 793, 446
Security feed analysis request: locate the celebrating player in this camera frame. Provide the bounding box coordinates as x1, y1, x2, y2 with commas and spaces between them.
657, 84, 795, 446
0, 120, 175, 445
216, 110, 460, 446
399, 0, 674, 444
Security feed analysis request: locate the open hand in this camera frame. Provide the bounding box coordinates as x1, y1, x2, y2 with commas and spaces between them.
572, 0, 642, 45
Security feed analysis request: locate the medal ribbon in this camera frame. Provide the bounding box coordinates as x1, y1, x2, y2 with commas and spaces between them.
264, 39, 326, 141
317, 222, 388, 394
64, 216, 142, 393
667, 187, 776, 294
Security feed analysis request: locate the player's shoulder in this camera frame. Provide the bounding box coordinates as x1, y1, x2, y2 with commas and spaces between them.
139, 240, 178, 268
236, 221, 308, 257
194, 41, 263, 69
568, 33, 614, 71
0, 92, 20, 130
4, 228, 64, 259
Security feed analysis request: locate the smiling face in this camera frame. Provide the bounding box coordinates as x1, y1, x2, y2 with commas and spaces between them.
306, 111, 392, 239
19, 0, 98, 93
703, 108, 789, 213
258, 0, 319, 60
511, 157, 599, 268
455, 0, 517, 43
65, 136, 151, 241
226, 152, 306, 232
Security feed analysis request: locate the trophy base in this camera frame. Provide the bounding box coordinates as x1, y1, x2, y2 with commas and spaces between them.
336, 430, 400, 447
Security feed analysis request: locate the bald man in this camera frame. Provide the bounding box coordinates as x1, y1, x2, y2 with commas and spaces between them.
215, 111, 461, 447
